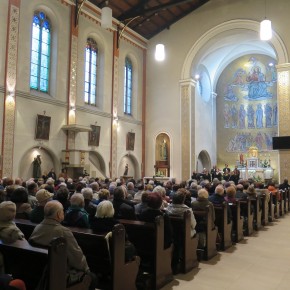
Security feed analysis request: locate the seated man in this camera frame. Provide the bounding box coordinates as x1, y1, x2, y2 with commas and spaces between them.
29, 200, 97, 289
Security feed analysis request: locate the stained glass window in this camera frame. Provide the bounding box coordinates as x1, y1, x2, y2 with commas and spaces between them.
124, 57, 132, 115
84, 38, 98, 106
30, 11, 51, 93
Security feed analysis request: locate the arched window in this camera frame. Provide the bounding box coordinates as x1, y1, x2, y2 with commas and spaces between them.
30, 11, 51, 93
124, 57, 132, 115
84, 38, 98, 106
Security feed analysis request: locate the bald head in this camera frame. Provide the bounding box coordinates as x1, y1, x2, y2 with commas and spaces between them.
44, 200, 64, 221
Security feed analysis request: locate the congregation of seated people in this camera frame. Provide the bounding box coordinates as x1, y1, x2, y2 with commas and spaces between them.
0, 172, 289, 289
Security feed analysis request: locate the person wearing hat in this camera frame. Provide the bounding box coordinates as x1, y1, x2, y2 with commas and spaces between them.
0, 201, 25, 244
30, 189, 54, 223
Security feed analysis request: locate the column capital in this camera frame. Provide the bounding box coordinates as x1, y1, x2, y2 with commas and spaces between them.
179, 78, 197, 87
276, 63, 290, 72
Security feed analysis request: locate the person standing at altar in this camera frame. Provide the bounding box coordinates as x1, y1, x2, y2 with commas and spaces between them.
231, 166, 240, 185
210, 165, 218, 180
223, 164, 230, 181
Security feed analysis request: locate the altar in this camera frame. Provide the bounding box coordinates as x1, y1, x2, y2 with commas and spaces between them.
143, 176, 172, 184
238, 146, 274, 181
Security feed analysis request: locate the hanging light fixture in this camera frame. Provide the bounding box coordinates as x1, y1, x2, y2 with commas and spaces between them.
101, 1, 112, 29
260, 0, 272, 40
155, 44, 165, 61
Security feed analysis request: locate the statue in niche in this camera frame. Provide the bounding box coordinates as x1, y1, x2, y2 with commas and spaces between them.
123, 164, 129, 176
32, 155, 42, 179
160, 139, 168, 161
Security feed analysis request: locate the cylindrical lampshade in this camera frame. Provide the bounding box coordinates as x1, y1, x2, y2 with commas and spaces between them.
155, 44, 165, 61
101, 7, 112, 29
260, 19, 272, 40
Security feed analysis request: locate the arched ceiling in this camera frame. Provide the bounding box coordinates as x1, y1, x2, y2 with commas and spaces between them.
191, 29, 276, 90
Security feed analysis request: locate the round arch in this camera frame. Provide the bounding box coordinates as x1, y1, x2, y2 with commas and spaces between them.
118, 152, 140, 180
181, 19, 288, 81
197, 150, 211, 173
88, 151, 106, 178
18, 146, 60, 180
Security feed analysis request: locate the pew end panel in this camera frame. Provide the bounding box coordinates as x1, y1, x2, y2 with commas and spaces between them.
213, 203, 233, 250
119, 216, 173, 290
169, 210, 198, 274
192, 206, 218, 260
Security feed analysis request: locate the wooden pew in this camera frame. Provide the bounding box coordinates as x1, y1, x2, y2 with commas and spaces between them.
268, 193, 275, 222
228, 201, 244, 243
118, 216, 173, 290
0, 237, 91, 290
168, 210, 199, 274
192, 205, 218, 260
15, 219, 140, 290
258, 192, 269, 226
213, 203, 232, 250
284, 189, 289, 213
279, 190, 285, 216
249, 196, 262, 230
272, 192, 280, 219
239, 199, 254, 236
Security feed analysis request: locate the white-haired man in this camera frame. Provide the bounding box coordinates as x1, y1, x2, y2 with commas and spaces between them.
29, 200, 97, 289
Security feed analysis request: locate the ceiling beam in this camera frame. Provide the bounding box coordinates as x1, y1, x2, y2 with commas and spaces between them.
118, 0, 197, 22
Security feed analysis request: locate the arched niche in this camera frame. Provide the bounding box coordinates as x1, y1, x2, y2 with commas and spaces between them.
118, 153, 140, 181
88, 151, 106, 178
19, 146, 59, 180
155, 133, 170, 177
197, 150, 211, 173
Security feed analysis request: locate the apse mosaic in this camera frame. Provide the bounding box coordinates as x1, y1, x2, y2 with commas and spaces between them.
217, 54, 277, 154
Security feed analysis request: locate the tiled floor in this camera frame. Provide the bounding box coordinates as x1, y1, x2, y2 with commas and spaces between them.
161, 214, 290, 290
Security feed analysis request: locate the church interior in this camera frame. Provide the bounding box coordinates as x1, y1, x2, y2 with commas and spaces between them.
1, 1, 290, 290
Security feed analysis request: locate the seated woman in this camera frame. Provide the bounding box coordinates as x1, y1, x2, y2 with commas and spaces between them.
90, 200, 118, 232
10, 187, 32, 219
138, 192, 172, 249
90, 201, 136, 262
191, 189, 215, 248
225, 186, 236, 203
166, 189, 196, 237
63, 193, 89, 228
54, 187, 71, 212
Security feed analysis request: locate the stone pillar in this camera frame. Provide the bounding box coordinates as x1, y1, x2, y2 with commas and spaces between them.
110, 31, 119, 178
1, 0, 20, 177
179, 79, 197, 180
276, 63, 290, 181
67, 5, 79, 150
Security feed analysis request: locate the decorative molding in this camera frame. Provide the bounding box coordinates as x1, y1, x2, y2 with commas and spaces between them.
111, 55, 119, 178
68, 34, 78, 125
2, 2, 20, 178
278, 70, 290, 135
180, 83, 191, 180
16, 90, 66, 107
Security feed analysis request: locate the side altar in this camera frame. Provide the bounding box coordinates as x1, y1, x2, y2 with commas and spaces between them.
237, 146, 274, 181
